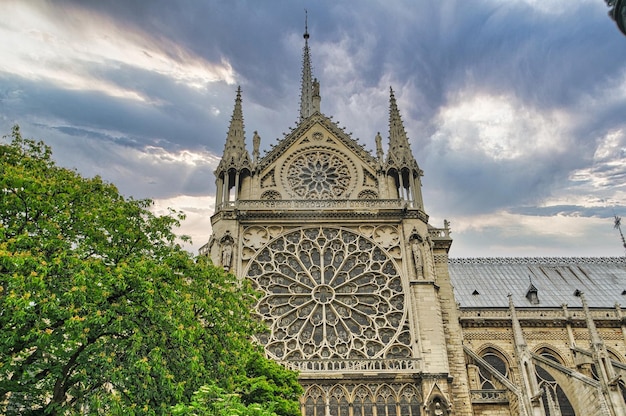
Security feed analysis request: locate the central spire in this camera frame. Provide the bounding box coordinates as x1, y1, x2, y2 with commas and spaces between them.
299, 11, 315, 121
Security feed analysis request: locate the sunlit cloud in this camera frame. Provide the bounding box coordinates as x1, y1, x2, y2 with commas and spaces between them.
447, 210, 623, 257
568, 129, 626, 191
432, 92, 571, 160
140, 146, 222, 167
151, 195, 215, 253
0, 1, 235, 102
454, 210, 593, 237
506, 0, 598, 14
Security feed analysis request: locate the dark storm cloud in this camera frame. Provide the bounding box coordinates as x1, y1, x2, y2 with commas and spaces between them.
46, 1, 625, 148
2, 0, 626, 255
422, 150, 570, 215
0, 70, 230, 153
56, 0, 307, 104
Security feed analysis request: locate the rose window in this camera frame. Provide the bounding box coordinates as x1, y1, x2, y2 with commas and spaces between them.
246, 227, 410, 360
285, 150, 352, 199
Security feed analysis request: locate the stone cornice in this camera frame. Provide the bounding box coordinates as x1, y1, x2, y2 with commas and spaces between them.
459, 308, 626, 328
236, 209, 427, 223
214, 199, 429, 222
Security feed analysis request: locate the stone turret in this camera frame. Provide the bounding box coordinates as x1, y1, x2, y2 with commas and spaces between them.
214, 86, 252, 209
384, 87, 425, 210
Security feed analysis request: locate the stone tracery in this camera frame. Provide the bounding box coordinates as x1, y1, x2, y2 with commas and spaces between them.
246, 227, 410, 360
284, 149, 354, 199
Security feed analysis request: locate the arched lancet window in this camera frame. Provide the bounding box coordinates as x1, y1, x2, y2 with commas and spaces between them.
304, 386, 325, 416
227, 169, 237, 201
479, 349, 509, 389
328, 386, 349, 416
375, 385, 397, 416
388, 168, 413, 202
353, 385, 374, 416
535, 349, 575, 416
398, 385, 421, 416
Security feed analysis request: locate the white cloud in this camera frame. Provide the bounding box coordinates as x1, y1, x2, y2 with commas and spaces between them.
431, 92, 571, 160
140, 146, 221, 167
503, 0, 598, 15
151, 195, 215, 254
566, 129, 626, 195
445, 210, 623, 257
0, 1, 235, 101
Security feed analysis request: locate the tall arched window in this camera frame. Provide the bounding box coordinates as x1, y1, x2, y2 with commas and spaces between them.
353, 385, 374, 416
590, 349, 626, 405
328, 386, 349, 416
375, 385, 397, 416
398, 385, 421, 416
535, 350, 575, 416
303, 385, 325, 416
479, 349, 509, 389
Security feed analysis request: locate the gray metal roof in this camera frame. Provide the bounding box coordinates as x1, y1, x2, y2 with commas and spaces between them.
448, 257, 626, 308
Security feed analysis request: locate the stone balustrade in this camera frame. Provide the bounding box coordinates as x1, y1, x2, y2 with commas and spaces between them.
470, 389, 509, 403
216, 199, 410, 212
280, 358, 422, 373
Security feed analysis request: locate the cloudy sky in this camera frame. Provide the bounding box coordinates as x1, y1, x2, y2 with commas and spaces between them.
1, 0, 625, 258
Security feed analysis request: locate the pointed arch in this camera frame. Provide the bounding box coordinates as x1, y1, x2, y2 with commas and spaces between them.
352, 384, 374, 416
328, 385, 350, 416
398, 384, 422, 416
476, 346, 512, 389
374, 384, 398, 416
303, 385, 325, 416
534, 348, 576, 416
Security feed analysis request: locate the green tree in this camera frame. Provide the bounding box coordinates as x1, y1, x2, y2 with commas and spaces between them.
171, 382, 275, 416
234, 352, 303, 416
171, 352, 302, 416
0, 126, 299, 415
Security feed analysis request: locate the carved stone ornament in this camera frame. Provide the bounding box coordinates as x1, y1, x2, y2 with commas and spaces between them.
246, 227, 412, 360
220, 233, 234, 271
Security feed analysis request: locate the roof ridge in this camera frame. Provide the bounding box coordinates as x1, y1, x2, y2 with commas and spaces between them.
448, 257, 626, 265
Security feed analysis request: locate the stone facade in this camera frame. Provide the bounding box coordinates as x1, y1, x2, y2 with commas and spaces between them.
201, 25, 626, 416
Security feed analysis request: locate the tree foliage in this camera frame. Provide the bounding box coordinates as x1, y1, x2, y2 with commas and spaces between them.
0, 126, 301, 415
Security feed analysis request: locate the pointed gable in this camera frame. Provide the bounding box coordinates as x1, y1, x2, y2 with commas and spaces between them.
256, 113, 380, 200
259, 113, 378, 172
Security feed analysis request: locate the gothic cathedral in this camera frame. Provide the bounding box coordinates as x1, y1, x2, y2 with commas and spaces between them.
202, 24, 626, 416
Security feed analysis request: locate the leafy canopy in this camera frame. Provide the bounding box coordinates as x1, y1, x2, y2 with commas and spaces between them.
0, 126, 300, 415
